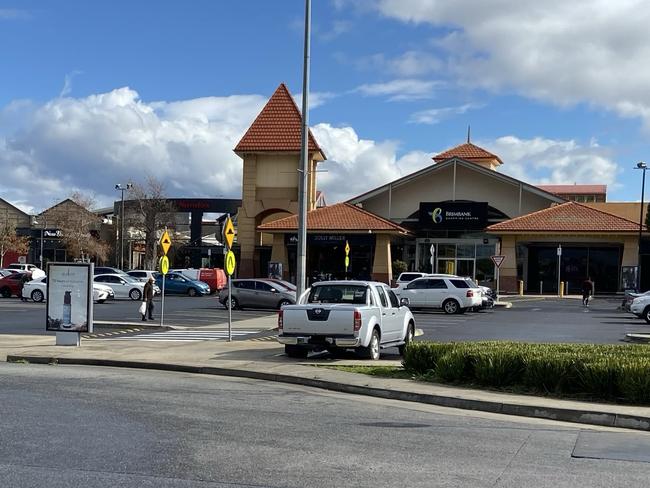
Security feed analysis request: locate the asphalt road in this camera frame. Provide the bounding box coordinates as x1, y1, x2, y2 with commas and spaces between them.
1, 362, 649, 487
0, 295, 643, 345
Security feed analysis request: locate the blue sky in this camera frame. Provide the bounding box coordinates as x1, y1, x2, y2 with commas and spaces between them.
1, 0, 649, 212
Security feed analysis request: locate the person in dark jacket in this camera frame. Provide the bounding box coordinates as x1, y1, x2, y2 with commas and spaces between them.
582, 277, 594, 307
142, 277, 155, 321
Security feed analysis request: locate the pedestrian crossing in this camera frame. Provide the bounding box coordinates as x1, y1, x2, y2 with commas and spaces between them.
104, 330, 263, 342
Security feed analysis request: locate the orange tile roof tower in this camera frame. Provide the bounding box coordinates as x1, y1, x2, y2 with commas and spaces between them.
233, 83, 325, 278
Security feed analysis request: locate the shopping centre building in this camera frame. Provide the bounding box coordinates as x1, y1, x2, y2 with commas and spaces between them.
236, 83, 645, 294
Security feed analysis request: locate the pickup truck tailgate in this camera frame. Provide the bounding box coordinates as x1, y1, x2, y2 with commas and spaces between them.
282, 305, 356, 335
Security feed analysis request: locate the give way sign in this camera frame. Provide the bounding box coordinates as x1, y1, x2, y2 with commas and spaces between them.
491, 255, 505, 268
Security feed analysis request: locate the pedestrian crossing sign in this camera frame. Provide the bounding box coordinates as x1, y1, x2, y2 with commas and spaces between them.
160, 230, 172, 255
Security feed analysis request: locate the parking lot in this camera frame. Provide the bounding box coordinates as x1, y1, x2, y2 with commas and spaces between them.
0, 294, 643, 345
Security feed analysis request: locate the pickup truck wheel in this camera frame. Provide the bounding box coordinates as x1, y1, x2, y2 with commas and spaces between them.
644, 306, 650, 324
359, 329, 380, 360
442, 299, 460, 314
398, 322, 414, 356
285, 345, 309, 358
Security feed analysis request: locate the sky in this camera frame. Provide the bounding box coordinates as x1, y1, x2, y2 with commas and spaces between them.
1, 0, 650, 214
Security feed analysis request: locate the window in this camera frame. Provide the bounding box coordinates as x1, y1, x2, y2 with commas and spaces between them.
388, 289, 400, 308
438, 244, 456, 258
94, 276, 108, 283
449, 279, 470, 289
456, 244, 475, 258
130, 272, 145, 278
406, 279, 427, 289
399, 273, 423, 282
425, 279, 447, 289
255, 281, 275, 292
308, 285, 368, 304
376, 286, 388, 307
235, 280, 255, 290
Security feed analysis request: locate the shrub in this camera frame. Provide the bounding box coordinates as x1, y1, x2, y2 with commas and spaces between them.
474, 350, 524, 387
435, 350, 474, 382
618, 359, 650, 404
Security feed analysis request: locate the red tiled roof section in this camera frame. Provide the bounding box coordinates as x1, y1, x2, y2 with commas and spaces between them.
487, 201, 642, 233
433, 142, 502, 164
234, 83, 324, 155
537, 184, 607, 195
257, 202, 409, 233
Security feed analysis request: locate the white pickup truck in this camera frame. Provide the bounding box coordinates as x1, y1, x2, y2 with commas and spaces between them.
278, 280, 416, 360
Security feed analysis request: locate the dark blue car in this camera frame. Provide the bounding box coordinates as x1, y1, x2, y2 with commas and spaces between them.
155, 272, 210, 296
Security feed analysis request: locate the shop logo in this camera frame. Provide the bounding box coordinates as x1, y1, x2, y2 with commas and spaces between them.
432, 207, 443, 224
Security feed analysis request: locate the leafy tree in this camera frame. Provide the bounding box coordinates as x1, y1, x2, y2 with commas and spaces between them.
0, 221, 30, 267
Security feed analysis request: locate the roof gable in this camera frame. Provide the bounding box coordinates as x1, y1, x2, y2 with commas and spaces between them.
433, 142, 502, 164
234, 83, 324, 157
0, 197, 30, 218
257, 202, 409, 233
487, 201, 641, 233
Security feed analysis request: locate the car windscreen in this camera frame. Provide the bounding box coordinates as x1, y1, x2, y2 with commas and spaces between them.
399, 273, 421, 282
307, 285, 368, 305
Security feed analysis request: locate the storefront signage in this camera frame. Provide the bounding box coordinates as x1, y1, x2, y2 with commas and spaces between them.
419, 202, 488, 230
46, 263, 93, 333
285, 234, 374, 246
44, 229, 63, 238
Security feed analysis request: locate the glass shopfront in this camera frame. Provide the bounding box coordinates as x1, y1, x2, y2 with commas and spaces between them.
415, 239, 497, 287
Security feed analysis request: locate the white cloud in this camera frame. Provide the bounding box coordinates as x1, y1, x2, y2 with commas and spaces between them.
357, 51, 442, 77
312, 123, 432, 201
0, 87, 266, 211
485, 136, 620, 187
293, 91, 337, 109
409, 102, 482, 124
373, 0, 650, 127
59, 70, 83, 97
319, 20, 353, 41
355, 78, 442, 101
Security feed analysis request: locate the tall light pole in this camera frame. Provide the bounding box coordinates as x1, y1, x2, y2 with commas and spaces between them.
31, 216, 46, 269
636, 162, 647, 291
296, 0, 311, 298
115, 183, 132, 270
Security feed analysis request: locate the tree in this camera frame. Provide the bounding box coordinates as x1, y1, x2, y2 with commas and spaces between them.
0, 222, 30, 267
127, 176, 177, 270
41, 192, 110, 263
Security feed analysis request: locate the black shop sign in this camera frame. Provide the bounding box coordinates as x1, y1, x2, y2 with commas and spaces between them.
419, 202, 488, 230
285, 234, 374, 246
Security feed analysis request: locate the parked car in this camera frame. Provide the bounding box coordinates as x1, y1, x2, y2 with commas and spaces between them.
172, 268, 227, 293
0, 272, 31, 298
630, 295, 650, 322
394, 272, 428, 288
7, 263, 45, 279
278, 280, 415, 360
394, 275, 482, 314
155, 272, 210, 296
126, 270, 162, 294
267, 279, 297, 292
94, 273, 149, 300
93, 267, 129, 276
23, 276, 114, 303
0, 269, 19, 278
219, 278, 296, 310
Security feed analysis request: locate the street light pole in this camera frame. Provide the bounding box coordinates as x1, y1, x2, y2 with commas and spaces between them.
636, 162, 647, 292
296, 0, 311, 299
115, 183, 132, 270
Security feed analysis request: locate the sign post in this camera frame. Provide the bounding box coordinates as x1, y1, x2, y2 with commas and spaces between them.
490, 255, 505, 299
557, 244, 562, 297
345, 241, 350, 277
223, 215, 236, 342
159, 229, 171, 327
430, 244, 435, 273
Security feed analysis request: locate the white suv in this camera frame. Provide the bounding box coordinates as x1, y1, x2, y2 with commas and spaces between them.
395, 276, 482, 314
630, 295, 650, 323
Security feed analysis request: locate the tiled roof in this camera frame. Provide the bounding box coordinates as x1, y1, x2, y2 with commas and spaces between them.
257, 202, 409, 233
487, 201, 642, 233
433, 142, 502, 164
537, 184, 607, 195
234, 83, 324, 156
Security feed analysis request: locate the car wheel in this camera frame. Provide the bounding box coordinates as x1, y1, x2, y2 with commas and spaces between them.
398, 322, 415, 356
129, 289, 142, 301
644, 307, 650, 324
359, 328, 381, 360
442, 299, 460, 314
285, 345, 309, 358
277, 299, 292, 309
188, 288, 197, 297
97, 298, 106, 304
31, 289, 44, 303
224, 296, 239, 310
0, 287, 11, 298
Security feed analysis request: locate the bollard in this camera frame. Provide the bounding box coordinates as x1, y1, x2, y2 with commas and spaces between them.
559, 281, 565, 298
518, 280, 524, 296
539, 280, 543, 295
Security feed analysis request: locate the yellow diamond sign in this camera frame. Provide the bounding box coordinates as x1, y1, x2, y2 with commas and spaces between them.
345, 241, 350, 255
160, 230, 172, 255
223, 217, 235, 249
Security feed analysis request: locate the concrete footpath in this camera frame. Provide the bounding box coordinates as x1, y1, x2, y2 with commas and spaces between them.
2, 332, 650, 432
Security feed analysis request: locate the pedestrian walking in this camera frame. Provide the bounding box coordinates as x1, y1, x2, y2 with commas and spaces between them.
141, 277, 155, 321
20, 273, 30, 301
582, 277, 594, 307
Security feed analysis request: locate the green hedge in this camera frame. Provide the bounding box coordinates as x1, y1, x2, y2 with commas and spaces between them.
403, 342, 650, 404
